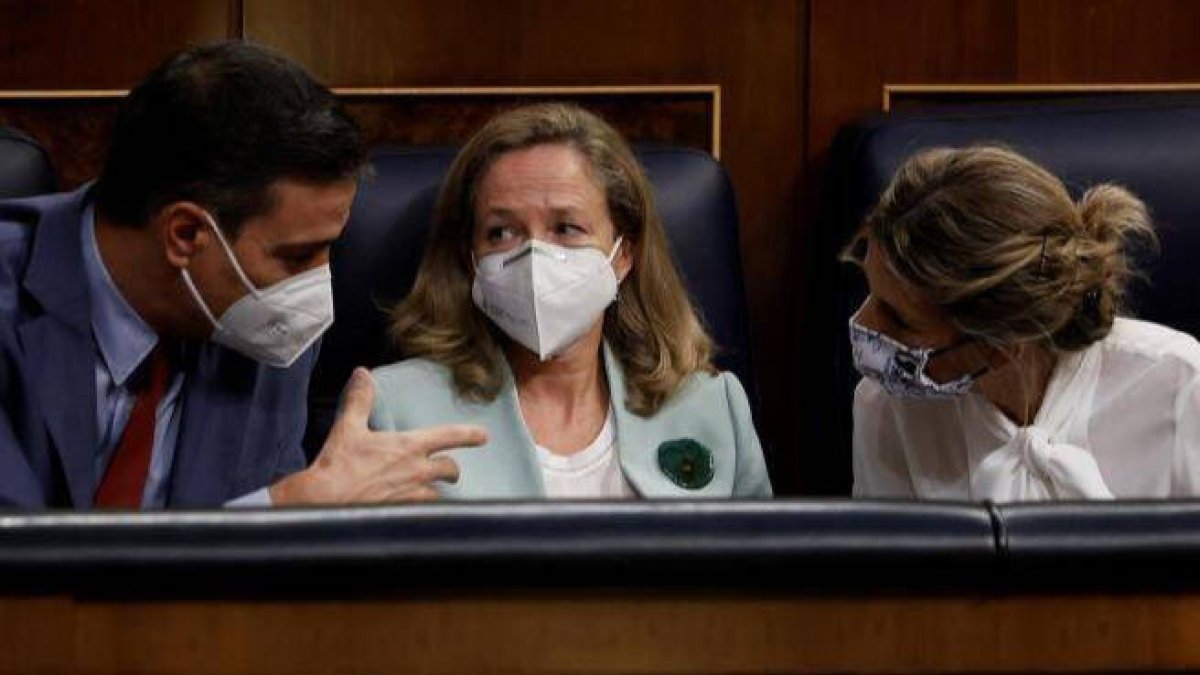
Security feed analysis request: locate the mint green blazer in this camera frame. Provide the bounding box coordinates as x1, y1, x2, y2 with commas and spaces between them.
369, 345, 772, 499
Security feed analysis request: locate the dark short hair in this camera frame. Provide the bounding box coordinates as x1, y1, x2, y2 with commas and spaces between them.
94, 41, 366, 236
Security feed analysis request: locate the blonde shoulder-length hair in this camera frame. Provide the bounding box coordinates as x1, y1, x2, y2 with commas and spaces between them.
390, 103, 715, 416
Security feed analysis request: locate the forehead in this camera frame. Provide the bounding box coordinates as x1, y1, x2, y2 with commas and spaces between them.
476, 143, 604, 209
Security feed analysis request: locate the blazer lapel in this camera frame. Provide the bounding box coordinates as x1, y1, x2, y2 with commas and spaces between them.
491, 368, 545, 497
606, 343, 677, 498
18, 188, 99, 507
436, 358, 544, 499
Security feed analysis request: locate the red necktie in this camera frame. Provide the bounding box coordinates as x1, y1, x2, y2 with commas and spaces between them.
94, 345, 172, 509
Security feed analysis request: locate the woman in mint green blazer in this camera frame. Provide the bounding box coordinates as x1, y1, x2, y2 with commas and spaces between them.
369, 103, 771, 500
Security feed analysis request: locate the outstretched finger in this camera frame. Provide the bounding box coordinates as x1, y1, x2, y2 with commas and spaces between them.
402, 424, 489, 456
331, 367, 376, 433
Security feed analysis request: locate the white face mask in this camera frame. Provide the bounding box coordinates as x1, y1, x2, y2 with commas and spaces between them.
472, 237, 623, 361
180, 212, 335, 368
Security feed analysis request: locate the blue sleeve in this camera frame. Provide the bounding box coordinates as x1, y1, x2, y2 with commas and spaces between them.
0, 354, 48, 507
272, 344, 320, 482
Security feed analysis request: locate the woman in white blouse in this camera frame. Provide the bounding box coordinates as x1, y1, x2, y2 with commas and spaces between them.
848, 145, 1200, 501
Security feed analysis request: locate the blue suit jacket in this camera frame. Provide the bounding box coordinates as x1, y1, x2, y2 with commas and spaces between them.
0, 188, 313, 508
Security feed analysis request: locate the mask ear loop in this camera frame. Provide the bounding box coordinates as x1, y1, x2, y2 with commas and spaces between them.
606, 235, 624, 263
929, 336, 991, 383
200, 211, 262, 298
608, 235, 628, 285
180, 268, 223, 331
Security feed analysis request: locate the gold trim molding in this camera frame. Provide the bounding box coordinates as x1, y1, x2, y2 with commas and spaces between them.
0, 85, 722, 159
883, 83, 1200, 112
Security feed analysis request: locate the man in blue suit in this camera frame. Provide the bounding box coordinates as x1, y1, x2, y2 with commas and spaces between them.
0, 42, 485, 509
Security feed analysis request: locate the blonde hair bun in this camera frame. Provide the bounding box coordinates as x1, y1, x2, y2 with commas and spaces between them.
1052, 183, 1156, 350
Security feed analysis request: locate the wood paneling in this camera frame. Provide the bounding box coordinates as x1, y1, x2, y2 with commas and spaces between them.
807, 0, 1018, 168
341, 89, 717, 154
808, 0, 1200, 172
0, 0, 234, 89
0, 96, 120, 189
0, 89, 717, 191
245, 0, 807, 492
8, 592, 1200, 673
1015, 0, 1200, 82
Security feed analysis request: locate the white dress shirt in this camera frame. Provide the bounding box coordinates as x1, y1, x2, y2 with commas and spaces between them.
853, 318, 1200, 501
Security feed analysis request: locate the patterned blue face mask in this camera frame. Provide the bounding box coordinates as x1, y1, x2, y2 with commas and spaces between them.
848, 316, 984, 399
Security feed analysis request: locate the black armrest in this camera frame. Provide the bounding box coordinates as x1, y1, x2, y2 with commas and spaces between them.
0, 500, 996, 596
995, 500, 1200, 591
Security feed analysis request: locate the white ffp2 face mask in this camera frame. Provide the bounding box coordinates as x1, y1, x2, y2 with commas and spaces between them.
180, 212, 335, 368
472, 237, 623, 361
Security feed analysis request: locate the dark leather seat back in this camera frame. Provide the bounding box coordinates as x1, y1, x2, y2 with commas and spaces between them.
305, 145, 756, 455
808, 95, 1200, 494
0, 127, 56, 199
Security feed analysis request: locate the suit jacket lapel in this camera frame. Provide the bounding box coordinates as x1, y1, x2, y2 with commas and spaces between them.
18, 188, 98, 507
167, 345, 256, 506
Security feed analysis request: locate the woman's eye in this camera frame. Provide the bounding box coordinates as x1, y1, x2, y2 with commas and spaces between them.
555, 222, 585, 236
485, 226, 516, 242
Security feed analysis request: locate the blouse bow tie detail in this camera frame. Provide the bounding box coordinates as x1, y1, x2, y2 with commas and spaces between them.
969, 346, 1113, 502
972, 425, 1114, 501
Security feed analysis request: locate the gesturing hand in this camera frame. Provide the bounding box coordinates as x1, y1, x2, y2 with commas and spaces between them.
271, 368, 488, 504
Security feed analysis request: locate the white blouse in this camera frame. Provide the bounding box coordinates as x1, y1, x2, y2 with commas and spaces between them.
534, 406, 637, 499
853, 318, 1200, 501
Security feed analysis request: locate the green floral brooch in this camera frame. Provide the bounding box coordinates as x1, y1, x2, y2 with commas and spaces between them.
657, 439, 714, 490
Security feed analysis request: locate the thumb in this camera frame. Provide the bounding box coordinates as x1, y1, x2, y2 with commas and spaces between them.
333, 367, 376, 432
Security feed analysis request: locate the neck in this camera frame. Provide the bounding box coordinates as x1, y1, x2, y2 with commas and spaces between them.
973, 342, 1058, 427
508, 324, 608, 414
94, 214, 184, 339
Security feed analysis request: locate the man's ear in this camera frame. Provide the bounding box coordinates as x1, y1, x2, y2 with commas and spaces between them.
159, 202, 211, 269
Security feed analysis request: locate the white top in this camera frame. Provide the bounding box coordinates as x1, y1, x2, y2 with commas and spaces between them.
853, 318, 1200, 501
534, 406, 637, 499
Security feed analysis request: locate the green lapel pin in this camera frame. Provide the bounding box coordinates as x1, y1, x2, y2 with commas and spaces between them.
657, 439, 714, 490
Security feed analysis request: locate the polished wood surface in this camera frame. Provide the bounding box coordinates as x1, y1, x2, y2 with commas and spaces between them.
4, 592, 1200, 673
0, 88, 717, 191
807, 0, 1200, 170
0, 0, 233, 89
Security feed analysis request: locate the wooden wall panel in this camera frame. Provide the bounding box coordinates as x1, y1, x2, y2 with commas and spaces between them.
0, 0, 234, 89
1015, 0, 1200, 82
808, 0, 1018, 167
0, 90, 716, 191
808, 0, 1200, 178
246, 0, 808, 492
